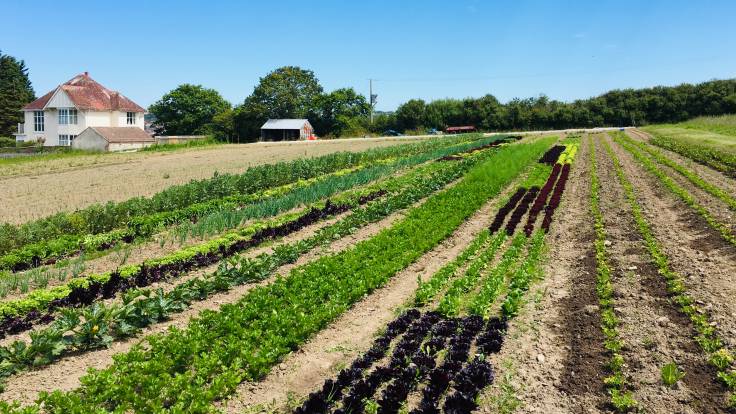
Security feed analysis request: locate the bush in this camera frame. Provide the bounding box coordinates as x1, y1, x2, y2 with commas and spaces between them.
0, 137, 16, 147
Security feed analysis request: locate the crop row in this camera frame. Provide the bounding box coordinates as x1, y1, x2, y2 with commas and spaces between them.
437, 135, 520, 161
523, 163, 561, 236
602, 137, 736, 408
588, 136, 637, 412
504, 187, 539, 236
616, 133, 736, 211
295, 311, 500, 414
538, 145, 566, 165
0, 137, 555, 413
647, 131, 736, 177
488, 188, 527, 235
0, 153, 493, 388
0, 136, 503, 274
0, 134, 484, 256
0, 142, 506, 338
612, 132, 736, 247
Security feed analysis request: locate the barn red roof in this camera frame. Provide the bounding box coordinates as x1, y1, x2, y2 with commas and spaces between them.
23, 73, 145, 112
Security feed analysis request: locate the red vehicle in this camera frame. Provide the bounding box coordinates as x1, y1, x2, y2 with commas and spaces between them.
445, 126, 476, 134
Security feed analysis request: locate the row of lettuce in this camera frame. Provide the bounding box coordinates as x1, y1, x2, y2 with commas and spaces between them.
0, 137, 556, 413
0, 143, 505, 388
0, 134, 487, 257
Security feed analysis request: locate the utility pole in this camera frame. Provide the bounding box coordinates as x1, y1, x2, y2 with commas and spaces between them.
369, 79, 377, 124
369, 79, 374, 124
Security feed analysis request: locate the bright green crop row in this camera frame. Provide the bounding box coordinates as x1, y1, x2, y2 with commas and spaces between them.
436, 232, 511, 317
615, 132, 736, 211
590, 136, 638, 412
602, 137, 736, 409
612, 132, 736, 247
5, 137, 554, 413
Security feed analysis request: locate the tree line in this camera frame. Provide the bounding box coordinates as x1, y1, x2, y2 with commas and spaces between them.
1, 51, 735, 142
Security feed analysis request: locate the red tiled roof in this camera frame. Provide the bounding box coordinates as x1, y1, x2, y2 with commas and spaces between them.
89, 127, 154, 143
23, 73, 145, 112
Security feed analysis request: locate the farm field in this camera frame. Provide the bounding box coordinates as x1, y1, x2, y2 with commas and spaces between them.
0, 136, 433, 224
0, 129, 735, 414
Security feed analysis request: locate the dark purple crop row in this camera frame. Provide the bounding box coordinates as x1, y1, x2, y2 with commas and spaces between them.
538, 145, 566, 165
0, 192, 386, 339
504, 187, 540, 236
541, 164, 571, 232
295, 310, 508, 414
488, 188, 527, 234
523, 163, 562, 236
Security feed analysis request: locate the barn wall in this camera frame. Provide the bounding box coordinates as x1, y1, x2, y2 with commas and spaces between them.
72, 129, 107, 151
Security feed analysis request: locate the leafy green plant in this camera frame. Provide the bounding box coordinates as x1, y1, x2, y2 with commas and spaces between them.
661, 362, 685, 387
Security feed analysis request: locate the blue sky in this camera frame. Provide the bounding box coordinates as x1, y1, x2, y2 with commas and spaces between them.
2, 0, 735, 111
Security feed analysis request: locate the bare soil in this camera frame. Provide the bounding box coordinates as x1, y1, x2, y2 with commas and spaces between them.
608, 136, 736, 353
597, 135, 727, 413
0, 137, 427, 224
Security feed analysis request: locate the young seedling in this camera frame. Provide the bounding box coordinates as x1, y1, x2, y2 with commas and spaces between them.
661, 362, 685, 387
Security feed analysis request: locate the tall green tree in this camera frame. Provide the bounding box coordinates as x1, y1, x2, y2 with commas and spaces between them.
148, 84, 231, 136
0, 51, 35, 138
234, 66, 324, 140
314, 87, 370, 136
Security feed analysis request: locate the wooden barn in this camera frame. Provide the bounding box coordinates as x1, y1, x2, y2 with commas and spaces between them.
260, 119, 314, 141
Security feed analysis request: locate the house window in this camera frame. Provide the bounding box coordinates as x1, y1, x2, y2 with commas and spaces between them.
126, 112, 136, 125
33, 111, 44, 132
58, 108, 78, 125
58, 134, 76, 146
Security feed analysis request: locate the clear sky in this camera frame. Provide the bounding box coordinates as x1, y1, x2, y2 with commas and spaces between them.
2, 0, 735, 111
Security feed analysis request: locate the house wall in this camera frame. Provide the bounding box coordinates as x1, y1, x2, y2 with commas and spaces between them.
72, 129, 107, 151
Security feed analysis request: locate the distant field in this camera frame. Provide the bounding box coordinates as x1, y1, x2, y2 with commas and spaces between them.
0, 137, 429, 224
641, 114, 736, 176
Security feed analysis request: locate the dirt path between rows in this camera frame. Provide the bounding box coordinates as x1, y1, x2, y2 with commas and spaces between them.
628, 129, 736, 197
478, 134, 609, 413
598, 135, 727, 413
607, 136, 736, 353
217, 157, 541, 413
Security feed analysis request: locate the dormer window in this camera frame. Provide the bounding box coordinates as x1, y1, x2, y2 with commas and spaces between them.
33, 111, 44, 132
126, 112, 136, 125
58, 108, 78, 125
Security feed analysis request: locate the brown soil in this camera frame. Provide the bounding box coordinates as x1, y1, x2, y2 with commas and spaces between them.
607, 136, 736, 353
0, 137, 428, 224
218, 190, 507, 413
479, 134, 609, 413
597, 135, 728, 413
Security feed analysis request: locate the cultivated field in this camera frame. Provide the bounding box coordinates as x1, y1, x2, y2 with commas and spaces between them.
0, 136, 431, 224
0, 126, 734, 414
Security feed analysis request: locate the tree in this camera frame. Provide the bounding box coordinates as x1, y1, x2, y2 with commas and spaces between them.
148, 84, 231, 136
0, 51, 35, 138
314, 87, 370, 137
235, 66, 324, 140
395, 99, 426, 132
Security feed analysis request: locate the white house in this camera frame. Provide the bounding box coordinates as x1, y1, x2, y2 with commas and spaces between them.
14, 72, 146, 147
